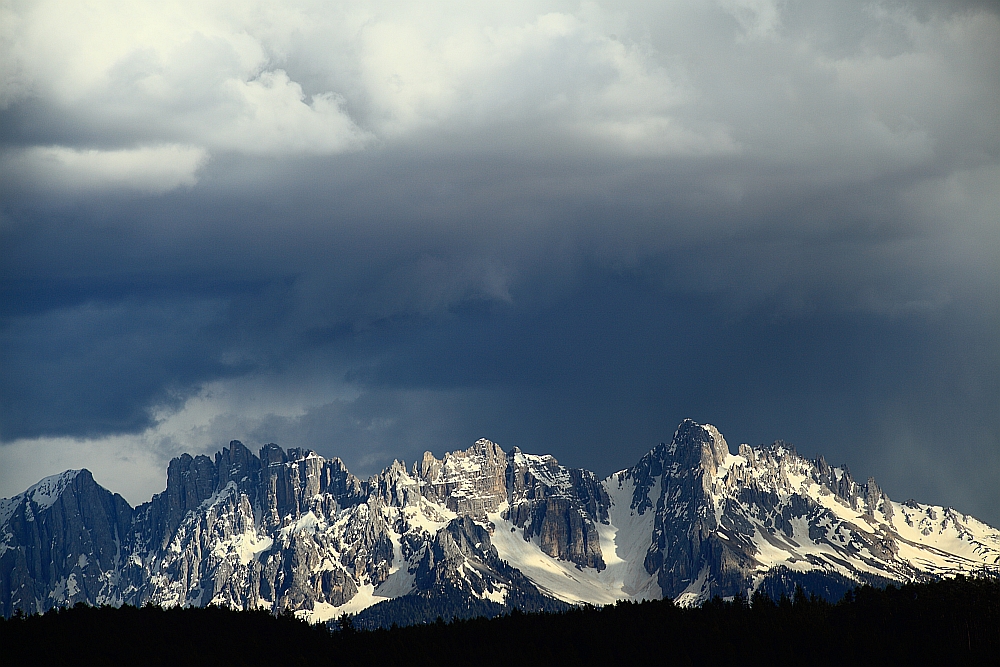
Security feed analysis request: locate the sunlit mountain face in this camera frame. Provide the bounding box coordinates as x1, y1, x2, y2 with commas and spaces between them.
3, 421, 998, 625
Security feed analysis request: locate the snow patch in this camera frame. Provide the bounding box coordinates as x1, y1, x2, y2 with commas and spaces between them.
49, 572, 81, 603
0, 495, 22, 528
489, 487, 660, 607
212, 530, 274, 566
481, 583, 508, 605
15, 471, 83, 513
297, 583, 393, 623
674, 566, 710, 607
280, 511, 322, 539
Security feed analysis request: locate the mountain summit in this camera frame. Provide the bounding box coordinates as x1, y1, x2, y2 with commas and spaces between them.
3, 420, 998, 622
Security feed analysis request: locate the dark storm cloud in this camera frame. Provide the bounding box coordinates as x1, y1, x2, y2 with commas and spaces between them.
1, 1, 998, 525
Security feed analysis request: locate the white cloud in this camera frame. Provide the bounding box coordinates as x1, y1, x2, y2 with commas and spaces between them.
0, 434, 170, 507
0, 1, 740, 161
0, 374, 360, 505
1, 0, 372, 164
213, 70, 370, 154
366, 7, 738, 156
2, 0, 994, 177
2, 144, 208, 193
719, 0, 784, 40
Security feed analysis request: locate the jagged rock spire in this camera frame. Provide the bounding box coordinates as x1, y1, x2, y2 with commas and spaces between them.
3, 420, 999, 621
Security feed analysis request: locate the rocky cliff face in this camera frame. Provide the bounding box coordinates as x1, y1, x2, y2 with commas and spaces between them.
412, 439, 507, 518
618, 419, 1000, 605
123, 444, 394, 615
504, 448, 609, 570
631, 421, 739, 598
0, 470, 132, 617
3, 420, 1000, 622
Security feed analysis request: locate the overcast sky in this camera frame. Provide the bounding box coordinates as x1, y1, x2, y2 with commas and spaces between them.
1, 0, 998, 524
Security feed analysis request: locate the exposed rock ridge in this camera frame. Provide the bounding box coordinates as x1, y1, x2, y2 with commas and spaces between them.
3, 422, 1000, 621
504, 448, 610, 570
0, 470, 132, 617
412, 439, 507, 518
628, 420, 1000, 605
412, 516, 540, 602
636, 419, 737, 598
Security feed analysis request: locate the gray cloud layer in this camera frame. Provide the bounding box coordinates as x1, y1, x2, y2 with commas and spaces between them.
1, 0, 998, 524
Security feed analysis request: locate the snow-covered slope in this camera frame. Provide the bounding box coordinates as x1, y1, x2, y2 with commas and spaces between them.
609, 420, 1000, 605
3, 421, 999, 621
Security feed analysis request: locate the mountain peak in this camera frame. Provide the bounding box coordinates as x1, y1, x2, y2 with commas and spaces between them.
640, 419, 730, 473
25, 469, 85, 510
1, 469, 86, 527
4, 421, 1000, 622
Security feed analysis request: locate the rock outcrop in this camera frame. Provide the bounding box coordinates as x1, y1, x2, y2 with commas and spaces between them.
0, 470, 131, 616
3, 421, 1000, 622
412, 439, 508, 518
505, 448, 609, 570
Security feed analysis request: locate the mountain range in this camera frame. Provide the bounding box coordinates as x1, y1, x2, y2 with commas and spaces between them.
3, 419, 999, 625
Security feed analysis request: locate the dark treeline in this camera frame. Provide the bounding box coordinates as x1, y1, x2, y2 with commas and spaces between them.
2, 575, 998, 665
351, 582, 570, 629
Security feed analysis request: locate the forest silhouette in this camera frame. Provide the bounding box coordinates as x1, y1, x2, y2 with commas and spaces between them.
2, 575, 998, 665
